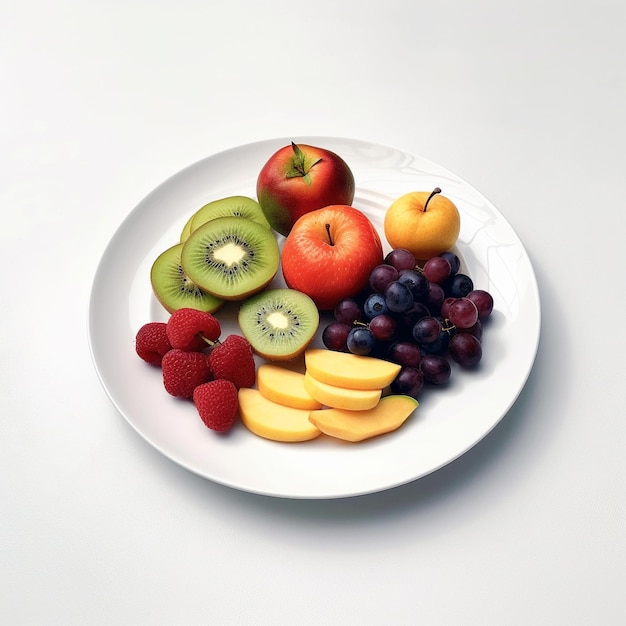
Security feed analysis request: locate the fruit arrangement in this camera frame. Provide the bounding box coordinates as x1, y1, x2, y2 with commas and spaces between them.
134, 141, 495, 443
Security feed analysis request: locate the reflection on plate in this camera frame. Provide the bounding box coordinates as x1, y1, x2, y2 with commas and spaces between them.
88, 137, 540, 499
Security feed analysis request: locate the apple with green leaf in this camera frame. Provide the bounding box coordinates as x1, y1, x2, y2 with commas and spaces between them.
256, 142, 356, 236
281, 205, 383, 310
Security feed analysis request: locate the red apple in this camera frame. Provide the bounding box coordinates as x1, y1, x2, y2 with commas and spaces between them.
281, 205, 383, 310
256, 142, 356, 236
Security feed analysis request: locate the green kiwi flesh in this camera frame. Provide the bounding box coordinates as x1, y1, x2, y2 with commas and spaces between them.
150, 243, 224, 313
238, 288, 320, 360
189, 195, 271, 234
181, 216, 280, 300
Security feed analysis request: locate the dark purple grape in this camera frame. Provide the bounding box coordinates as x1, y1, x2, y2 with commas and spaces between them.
424, 282, 445, 316
397, 301, 430, 327
423, 256, 452, 284
384, 280, 414, 313
391, 367, 424, 398
449, 333, 482, 367
387, 341, 422, 367
419, 354, 451, 385
385, 248, 416, 271
443, 273, 474, 298
448, 297, 479, 329
322, 322, 352, 351
412, 316, 442, 344
439, 251, 460, 275
466, 289, 494, 319
369, 264, 399, 293
398, 269, 430, 299
363, 293, 389, 319
346, 326, 376, 356
464, 319, 483, 341
419, 329, 450, 355
334, 298, 362, 324
368, 314, 397, 342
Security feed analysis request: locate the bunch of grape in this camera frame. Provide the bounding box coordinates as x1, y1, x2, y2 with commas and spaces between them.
322, 248, 494, 399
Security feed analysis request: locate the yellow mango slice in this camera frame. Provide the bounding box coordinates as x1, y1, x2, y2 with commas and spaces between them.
303, 371, 381, 411
257, 364, 322, 410
304, 349, 401, 390
308, 395, 418, 442
238, 388, 321, 442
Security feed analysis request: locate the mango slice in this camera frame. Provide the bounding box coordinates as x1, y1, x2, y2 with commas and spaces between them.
304, 349, 401, 390
303, 371, 381, 411
308, 395, 418, 442
257, 364, 322, 410
238, 388, 321, 442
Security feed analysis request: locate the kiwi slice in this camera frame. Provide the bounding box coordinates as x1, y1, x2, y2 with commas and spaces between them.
179, 212, 196, 243
181, 216, 280, 300
238, 288, 320, 360
150, 243, 224, 313
190, 195, 271, 234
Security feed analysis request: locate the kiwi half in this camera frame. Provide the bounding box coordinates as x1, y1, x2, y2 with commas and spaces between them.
181, 216, 280, 300
238, 288, 320, 360
150, 242, 224, 313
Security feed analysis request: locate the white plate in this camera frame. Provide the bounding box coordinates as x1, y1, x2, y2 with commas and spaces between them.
88, 137, 540, 499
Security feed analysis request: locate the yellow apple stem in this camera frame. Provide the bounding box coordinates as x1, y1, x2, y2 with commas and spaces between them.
423, 187, 442, 212
325, 223, 334, 246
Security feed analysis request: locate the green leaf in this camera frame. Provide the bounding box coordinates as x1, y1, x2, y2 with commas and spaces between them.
284, 142, 322, 179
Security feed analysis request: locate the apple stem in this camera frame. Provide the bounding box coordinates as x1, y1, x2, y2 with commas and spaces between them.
325, 223, 334, 246
424, 187, 442, 212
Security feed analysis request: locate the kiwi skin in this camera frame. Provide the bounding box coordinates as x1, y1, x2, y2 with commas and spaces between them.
238, 288, 320, 361
150, 242, 224, 314
179, 213, 195, 243
181, 216, 280, 301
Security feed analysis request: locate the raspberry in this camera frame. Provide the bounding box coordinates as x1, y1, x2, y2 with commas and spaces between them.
166, 308, 221, 352
161, 349, 213, 398
208, 334, 256, 389
193, 379, 239, 432
135, 322, 172, 365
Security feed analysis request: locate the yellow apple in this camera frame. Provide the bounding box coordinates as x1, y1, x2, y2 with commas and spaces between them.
383, 188, 460, 260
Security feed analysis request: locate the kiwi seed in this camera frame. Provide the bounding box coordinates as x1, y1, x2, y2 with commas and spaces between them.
150, 242, 224, 314
181, 216, 280, 301
238, 288, 320, 360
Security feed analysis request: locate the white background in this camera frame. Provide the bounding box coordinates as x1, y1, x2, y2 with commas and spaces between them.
2, 1, 624, 624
